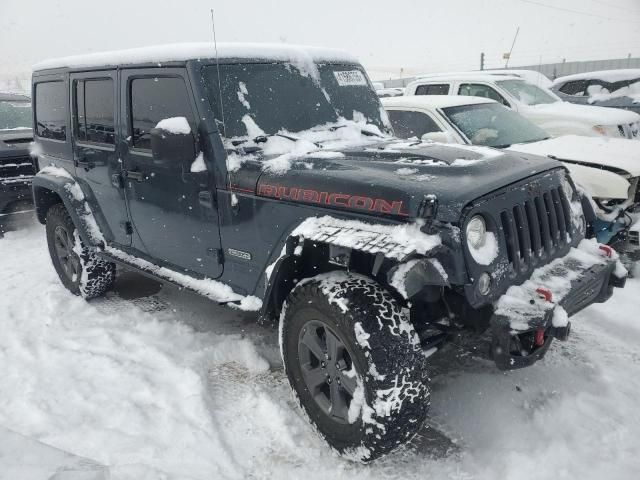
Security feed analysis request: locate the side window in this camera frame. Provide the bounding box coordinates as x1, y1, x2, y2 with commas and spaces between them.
74, 78, 115, 145
458, 83, 509, 106
130, 77, 195, 150
35, 81, 67, 141
415, 84, 450, 95
387, 110, 441, 139
558, 80, 588, 96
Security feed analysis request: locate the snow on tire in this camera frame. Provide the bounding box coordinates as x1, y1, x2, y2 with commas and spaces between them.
46, 203, 116, 299
280, 271, 430, 462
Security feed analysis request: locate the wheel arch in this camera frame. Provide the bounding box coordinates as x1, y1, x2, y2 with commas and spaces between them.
259, 230, 449, 322
32, 173, 103, 248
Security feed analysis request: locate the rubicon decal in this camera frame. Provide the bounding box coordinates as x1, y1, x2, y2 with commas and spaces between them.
257, 184, 409, 216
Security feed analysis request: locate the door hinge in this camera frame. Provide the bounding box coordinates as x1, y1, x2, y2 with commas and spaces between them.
125, 221, 133, 235
207, 247, 224, 264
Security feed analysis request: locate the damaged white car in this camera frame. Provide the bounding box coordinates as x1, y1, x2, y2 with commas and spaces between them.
382, 95, 640, 257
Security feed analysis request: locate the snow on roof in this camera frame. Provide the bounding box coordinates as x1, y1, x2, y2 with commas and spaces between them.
33, 42, 358, 71
382, 95, 496, 109
553, 69, 640, 86
412, 71, 523, 82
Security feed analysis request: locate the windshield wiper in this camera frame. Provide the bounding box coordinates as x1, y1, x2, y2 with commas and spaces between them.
231, 133, 322, 149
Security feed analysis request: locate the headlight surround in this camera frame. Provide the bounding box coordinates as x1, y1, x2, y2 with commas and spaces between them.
561, 175, 575, 200
593, 124, 623, 138
466, 215, 487, 250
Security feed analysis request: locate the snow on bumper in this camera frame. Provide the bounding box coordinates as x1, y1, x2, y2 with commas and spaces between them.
491, 239, 626, 370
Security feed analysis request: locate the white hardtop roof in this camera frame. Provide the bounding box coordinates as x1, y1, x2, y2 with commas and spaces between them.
552, 69, 640, 85
409, 72, 521, 84
33, 42, 358, 71
382, 95, 496, 109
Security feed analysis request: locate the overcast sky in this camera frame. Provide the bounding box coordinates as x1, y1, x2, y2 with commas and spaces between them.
1, 0, 639, 80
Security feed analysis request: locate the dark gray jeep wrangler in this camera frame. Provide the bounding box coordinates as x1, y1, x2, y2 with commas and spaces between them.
31, 43, 626, 461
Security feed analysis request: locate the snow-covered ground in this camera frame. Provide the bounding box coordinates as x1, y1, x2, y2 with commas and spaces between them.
1, 223, 640, 479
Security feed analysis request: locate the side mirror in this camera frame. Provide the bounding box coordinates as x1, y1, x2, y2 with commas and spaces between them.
421, 131, 453, 144
150, 121, 196, 171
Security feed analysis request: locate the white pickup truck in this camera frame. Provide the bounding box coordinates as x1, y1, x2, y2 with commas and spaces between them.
404, 73, 640, 139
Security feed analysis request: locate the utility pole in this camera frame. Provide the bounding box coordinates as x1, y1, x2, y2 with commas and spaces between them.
480, 52, 485, 71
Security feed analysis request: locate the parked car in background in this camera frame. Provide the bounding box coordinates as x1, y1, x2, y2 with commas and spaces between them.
552, 69, 640, 115
382, 95, 640, 255
0, 92, 35, 234
376, 86, 404, 98
404, 74, 640, 139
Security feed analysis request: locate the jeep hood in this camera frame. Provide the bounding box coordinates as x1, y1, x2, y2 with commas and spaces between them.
507, 135, 640, 177
235, 141, 564, 223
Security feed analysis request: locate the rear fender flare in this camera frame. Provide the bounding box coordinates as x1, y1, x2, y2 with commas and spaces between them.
32, 172, 104, 249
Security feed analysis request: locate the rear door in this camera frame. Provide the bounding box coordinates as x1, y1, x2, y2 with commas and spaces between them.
70, 71, 130, 246
119, 68, 222, 277
457, 82, 511, 107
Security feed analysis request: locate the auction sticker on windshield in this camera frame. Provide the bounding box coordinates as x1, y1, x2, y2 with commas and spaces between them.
334, 70, 367, 86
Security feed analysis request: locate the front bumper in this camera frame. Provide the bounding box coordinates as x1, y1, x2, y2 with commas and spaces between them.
0, 178, 34, 231
490, 239, 626, 370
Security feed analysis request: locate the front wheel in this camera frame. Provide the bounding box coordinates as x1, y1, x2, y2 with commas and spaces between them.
280, 271, 430, 462
46, 203, 116, 299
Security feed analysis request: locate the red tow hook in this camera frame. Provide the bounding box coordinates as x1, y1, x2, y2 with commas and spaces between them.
536, 287, 553, 303
533, 288, 552, 347
599, 245, 613, 257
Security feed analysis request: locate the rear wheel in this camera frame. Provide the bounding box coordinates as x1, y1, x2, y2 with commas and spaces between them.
46, 203, 115, 299
280, 271, 430, 462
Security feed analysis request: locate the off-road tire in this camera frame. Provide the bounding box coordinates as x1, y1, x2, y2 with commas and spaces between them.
280, 271, 430, 462
46, 203, 115, 299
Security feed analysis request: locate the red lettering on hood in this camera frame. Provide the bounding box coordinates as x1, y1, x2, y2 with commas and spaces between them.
254, 183, 409, 217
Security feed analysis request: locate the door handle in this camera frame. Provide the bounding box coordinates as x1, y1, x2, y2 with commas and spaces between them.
198, 190, 213, 208
126, 170, 145, 182
76, 156, 95, 171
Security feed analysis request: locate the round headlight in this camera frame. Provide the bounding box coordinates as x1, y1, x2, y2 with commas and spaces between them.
478, 272, 492, 296
466, 215, 487, 249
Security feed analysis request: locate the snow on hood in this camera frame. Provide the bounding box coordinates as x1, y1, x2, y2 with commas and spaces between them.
523, 100, 640, 127
507, 135, 640, 176
228, 113, 508, 175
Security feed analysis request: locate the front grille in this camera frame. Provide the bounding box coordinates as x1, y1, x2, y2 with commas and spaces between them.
499, 186, 573, 273
1, 155, 35, 180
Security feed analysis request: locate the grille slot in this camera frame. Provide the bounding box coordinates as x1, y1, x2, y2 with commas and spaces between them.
0, 156, 35, 180
500, 187, 572, 272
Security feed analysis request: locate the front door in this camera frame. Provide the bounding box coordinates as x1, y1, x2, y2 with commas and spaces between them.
119, 68, 222, 278
71, 72, 130, 246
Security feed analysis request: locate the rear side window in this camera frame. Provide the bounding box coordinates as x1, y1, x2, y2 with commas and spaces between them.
35, 81, 67, 141
130, 77, 194, 150
75, 78, 115, 145
458, 83, 509, 106
415, 84, 449, 95
387, 110, 441, 139
558, 80, 588, 96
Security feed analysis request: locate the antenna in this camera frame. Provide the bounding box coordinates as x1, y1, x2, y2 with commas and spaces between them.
504, 26, 520, 68
211, 9, 226, 138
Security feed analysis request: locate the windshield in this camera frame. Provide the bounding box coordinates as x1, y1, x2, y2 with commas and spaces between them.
497, 79, 559, 105
0, 99, 32, 130
442, 102, 550, 148
203, 62, 387, 142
